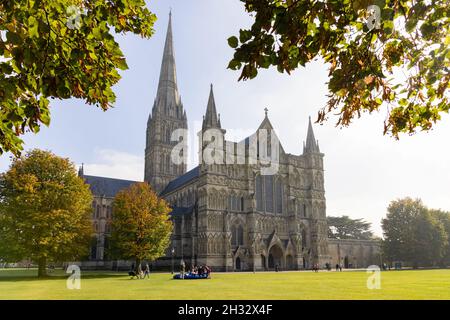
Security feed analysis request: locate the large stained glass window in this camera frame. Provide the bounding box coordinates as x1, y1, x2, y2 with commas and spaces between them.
265, 175, 274, 213
255, 175, 284, 214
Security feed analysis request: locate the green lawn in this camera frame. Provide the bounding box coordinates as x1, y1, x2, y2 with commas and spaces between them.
1, 268, 450, 300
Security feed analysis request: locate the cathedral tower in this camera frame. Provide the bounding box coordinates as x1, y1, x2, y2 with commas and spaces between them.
145, 13, 188, 193
198, 84, 226, 162
303, 117, 329, 266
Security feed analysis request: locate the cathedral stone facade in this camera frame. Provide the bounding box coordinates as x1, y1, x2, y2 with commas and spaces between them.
81, 14, 380, 271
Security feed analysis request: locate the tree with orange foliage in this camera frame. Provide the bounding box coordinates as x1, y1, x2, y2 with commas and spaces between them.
109, 182, 172, 273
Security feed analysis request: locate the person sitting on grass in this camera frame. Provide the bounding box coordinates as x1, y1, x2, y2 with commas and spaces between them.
128, 265, 139, 279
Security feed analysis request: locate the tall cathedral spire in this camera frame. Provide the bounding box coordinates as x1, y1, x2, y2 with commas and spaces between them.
155, 11, 181, 111
303, 116, 320, 153
145, 12, 187, 193
202, 84, 221, 130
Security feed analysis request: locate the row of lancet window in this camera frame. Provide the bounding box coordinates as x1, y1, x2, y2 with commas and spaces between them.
93, 204, 112, 219
229, 195, 244, 211
93, 221, 111, 233
160, 154, 183, 175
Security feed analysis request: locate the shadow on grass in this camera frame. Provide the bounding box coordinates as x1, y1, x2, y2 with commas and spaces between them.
0, 269, 128, 282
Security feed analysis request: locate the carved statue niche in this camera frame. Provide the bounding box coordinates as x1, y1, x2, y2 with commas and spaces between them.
289, 196, 297, 216
250, 192, 256, 210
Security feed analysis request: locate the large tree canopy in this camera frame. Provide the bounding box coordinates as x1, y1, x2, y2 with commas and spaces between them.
228, 0, 449, 137
0, 0, 156, 156
0, 149, 93, 277
382, 198, 448, 268
327, 215, 374, 240
110, 182, 172, 271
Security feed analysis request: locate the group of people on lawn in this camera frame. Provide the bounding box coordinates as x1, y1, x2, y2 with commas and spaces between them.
179, 261, 211, 279
320, 263, 343, 272
129, 261, 345, 278
129, 263, 151, 279
128, 261, 211, 279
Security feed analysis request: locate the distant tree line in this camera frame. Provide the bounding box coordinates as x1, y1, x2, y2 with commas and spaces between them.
382, 198, 450, 268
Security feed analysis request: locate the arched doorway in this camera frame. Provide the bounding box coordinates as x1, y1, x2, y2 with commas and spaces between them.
268, 245, 283, 270
344, 256, 349, 268
286, 255, 294, 270
235, 257, 241, 270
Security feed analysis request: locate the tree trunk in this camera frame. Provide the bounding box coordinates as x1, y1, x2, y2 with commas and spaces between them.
135, 258, 141, 274
38, 257, 47, 278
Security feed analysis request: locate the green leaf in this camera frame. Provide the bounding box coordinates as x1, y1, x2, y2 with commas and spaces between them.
6, 31, 22, 45
227, 36, 239, 48
28, 16, 39, 38
307, 21, 317, 36
239, 29, 252, 43
227, 59, 241, 70
116, 57, 128, 70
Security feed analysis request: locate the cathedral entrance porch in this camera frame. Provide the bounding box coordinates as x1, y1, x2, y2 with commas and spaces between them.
268, 245, 283, 270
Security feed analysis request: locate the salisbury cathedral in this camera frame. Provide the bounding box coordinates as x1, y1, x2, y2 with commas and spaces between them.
80, 14, 380, 271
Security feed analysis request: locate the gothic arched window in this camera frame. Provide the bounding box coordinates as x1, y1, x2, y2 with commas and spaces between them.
231, 224, 244, 246
302, 228, 307, 248
265, 175, 274, 212
256, 175, 284, 214
166, 154, 170, 173
237, 225, 244, 245
166, 127, 171, 143
161, 154, 165, 172
231, 225, 237, 246
90, 238, 97, 260
234, 196, 239, 211
256, 175, 263, 211
276, 179, 283, 213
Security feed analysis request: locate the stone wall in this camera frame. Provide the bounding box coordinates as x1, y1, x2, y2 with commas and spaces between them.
327, 238, 381, 269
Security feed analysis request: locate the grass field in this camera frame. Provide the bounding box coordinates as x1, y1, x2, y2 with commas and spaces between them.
1, 268, 450, 300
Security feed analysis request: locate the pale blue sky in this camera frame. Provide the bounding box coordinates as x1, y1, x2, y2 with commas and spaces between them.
1, 0, 450, 236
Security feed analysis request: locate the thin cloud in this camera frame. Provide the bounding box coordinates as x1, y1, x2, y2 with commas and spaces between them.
81, 149, 144, 182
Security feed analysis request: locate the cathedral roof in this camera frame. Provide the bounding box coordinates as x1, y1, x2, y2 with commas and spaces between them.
170, 205, 195, 217
237, 109, 286, 155
161, 166, 199, 195
257, 108, 274, 131
83, 175, 139, 198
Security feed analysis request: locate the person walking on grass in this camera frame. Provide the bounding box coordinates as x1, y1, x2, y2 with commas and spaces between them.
143, 263, 150, 279
180, 260, 185, 279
